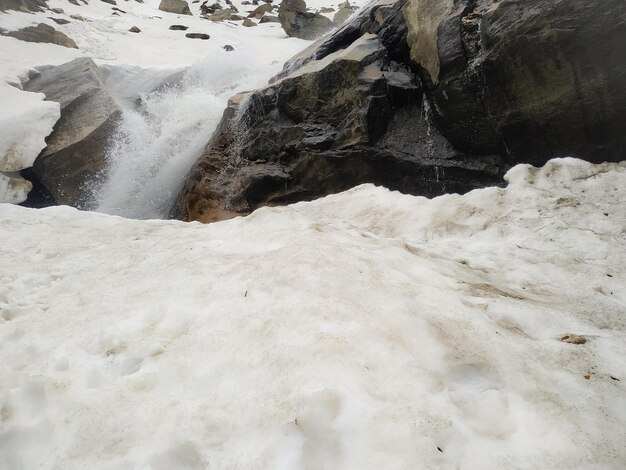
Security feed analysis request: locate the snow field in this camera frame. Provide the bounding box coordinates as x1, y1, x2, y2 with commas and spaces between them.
0, 158, 624, 469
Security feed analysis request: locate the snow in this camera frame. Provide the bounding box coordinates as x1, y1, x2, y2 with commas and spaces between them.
0, 81, 59, 203
1, 158, 625, 469
0, 81, 59, 172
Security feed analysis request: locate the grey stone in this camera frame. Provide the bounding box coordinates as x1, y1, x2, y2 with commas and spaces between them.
158, 0, 191, 15
4, 23, 78, 48
23, 58, 122, 208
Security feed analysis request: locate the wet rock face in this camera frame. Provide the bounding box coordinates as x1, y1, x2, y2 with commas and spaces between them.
177, 24, 503, 222
177, 0, 626, 223
403, 0, 626, 164
23, 58, 122, 208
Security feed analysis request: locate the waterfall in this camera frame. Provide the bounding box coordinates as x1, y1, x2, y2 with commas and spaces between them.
93, 52, 279, 220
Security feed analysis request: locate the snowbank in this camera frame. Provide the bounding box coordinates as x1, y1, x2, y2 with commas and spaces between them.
0, 81, 59, 172
0, 81, 59, 203
0, 158, 624, 469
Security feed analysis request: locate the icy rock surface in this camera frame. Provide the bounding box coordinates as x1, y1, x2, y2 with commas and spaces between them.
0, 158, 625, 469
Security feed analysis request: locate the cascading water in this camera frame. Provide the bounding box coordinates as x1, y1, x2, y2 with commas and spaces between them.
93, 53, 277, 220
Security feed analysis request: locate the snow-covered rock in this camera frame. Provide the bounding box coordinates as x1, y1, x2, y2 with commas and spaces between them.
0, 158, 624, 468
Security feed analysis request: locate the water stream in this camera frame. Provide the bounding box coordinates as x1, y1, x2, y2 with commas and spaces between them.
92, 53, 277, 220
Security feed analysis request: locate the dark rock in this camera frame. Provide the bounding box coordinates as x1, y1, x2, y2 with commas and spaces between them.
23, 58, 122, 208
113, 6, 126, 12
100, 0, 116, 5
169, 24, 189, 30
50, 7, 64, 13
223, 44, 234, 51
159, 0, 192, 15
242, 17, 256, 26
274, 0, 408, 79
201, 1, 221, 14
48, 17, 71, 25
4, 23, 78, 48
186, 32, 210, 39
278, 0, 335, 40
402, 0, 626, 164
129, 25, 141, 32
172, 0, 626, 223
0, 0, 47, 12
176, 32, 501, 222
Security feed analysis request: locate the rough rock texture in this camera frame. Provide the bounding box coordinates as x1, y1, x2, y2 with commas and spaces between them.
0, 0, 47, 12
278, 0, 335, 40
23, 58, 122, 208
403, 0, 626, 164
259, 14, 279, 23
177, 29, 501, 222
177, 0, 626, 223
158, 0, 192, 15
4, 23, 78, 48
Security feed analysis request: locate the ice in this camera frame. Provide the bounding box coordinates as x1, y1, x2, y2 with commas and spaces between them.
0, 158, 624, 469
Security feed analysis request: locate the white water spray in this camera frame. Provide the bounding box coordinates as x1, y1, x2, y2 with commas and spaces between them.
94, 52, 276, 219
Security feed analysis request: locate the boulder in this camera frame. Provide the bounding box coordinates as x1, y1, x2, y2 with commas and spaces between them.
200, 1, 221, 14
50, 7, 64, 13
247, 2, 271, 18
223, 44, 234, 51
402, 0, 626, 164
209, 8, 237, 20
0, 0, 47, 12
169, 24, 189, 30
177, 0, 625, 223
275, 0, 409, 79
48, 17, 71, 25
278, 0, 335, 40
158, 0, 192, 15
23, 58, 122, 208
242, 18, 256, 26
129, 25, 141, 32
176, 31, 501, 222
100, 0, 116, 4
4, 23, 78, 48
259, 14, 279, 23
185, 32, 210, 38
